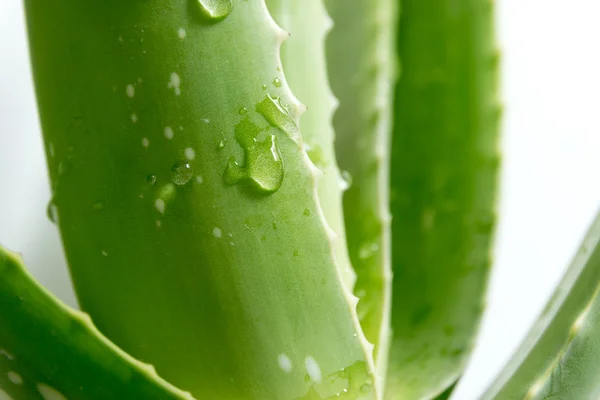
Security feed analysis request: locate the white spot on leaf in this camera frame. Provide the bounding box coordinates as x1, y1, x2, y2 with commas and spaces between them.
126, 84, 135, 98
184, 147, 195, 160
278, 354, 292, 373
131, 114, 138, 123
167, 72, 181, 96
213, 227, 222, 238
142, 138, 149, 148
7, 371, 22, 385
155, 199, 165, 214
196, 176, 203, 184
178, 28, 186, 39
0, 349, 15, 360
164, 126, 174, 140
37, 384, 67, 400
305, 356, 322, 383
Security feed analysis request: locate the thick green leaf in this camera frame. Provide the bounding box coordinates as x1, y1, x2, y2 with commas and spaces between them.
482, 212, 600, 399
325, 0, 397, 380
266, 0, 356, 296
386, 1, 500, 398
0, 246, 194, 400
25, 0, 377, 398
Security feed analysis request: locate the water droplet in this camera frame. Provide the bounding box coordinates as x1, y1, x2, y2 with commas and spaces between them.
142, 137, 150, 147
92, 201, 104, 211
224, 116, 284, 193
261, 84, 268, 91
178, 28, 186, 39
101, 250, 108, 256
340, 170, 353, 189
196, 0, 233, 21
213, 227, 222, 238
164, 126, 174, 139
147, 174, 157, 185
218, 138, 227, 149
256, 94, 300, 143
170, 161, 193, 185
196, 175, 204, 184
272, 77, 282, 87
46, 200, 59, 224
303, 208, 311, 216
239, 107, 248, 115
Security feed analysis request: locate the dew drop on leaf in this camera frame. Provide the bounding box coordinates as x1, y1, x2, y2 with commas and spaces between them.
46, 200, 59, 224
223, 116, 284, 194
196, 0, 233, 21
146, 174, 157, 185
170, 161, 193, 185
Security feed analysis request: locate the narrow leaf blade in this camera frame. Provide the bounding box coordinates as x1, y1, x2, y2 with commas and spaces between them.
0, 246, 194, 400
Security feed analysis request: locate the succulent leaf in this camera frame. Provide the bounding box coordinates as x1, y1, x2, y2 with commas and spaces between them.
0, 246, 194, 400
385, 1, 501, 398
482, 212, 600, 399
266, 0, 357, 296
24, 0, 378, 398
324, 0, 398, 381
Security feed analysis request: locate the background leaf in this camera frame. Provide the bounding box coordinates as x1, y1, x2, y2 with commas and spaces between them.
386, 1, 500, 398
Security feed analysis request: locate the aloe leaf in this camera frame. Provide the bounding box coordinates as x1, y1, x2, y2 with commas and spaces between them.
481, 212, 600, 399
324, 0, 397, 379
0, 246, 194, 400
266, 0, 356, 295
385, 1, 500, 399
25, 0, 377, 398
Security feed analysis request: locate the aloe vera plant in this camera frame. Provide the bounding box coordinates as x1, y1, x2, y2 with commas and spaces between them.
1, 0, 599, 399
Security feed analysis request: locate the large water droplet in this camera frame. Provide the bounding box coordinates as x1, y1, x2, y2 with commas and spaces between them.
197, 0, 233, 21
256, 94, 301, 143
170, 161, 193, 185
224, 116, 284, 193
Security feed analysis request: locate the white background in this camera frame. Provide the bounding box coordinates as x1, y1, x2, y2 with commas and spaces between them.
1, 1, 599, 399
